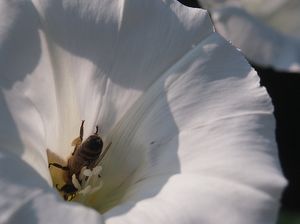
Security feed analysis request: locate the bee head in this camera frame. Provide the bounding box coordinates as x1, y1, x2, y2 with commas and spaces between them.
84, 135, 103, 153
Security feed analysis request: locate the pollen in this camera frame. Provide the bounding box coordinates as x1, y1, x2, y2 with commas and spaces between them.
76, 165, 104, 195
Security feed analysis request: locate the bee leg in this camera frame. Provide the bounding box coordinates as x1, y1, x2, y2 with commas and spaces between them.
95, 125, 99, 135
65, 193, 76, 201
48, 162, 69, 171
55, 184, 67, 197
56, 184, 77, 201
56, 184, 62, 191
71, 146, 78, 156
63, 193, 75, 201
70, 193, 77, 201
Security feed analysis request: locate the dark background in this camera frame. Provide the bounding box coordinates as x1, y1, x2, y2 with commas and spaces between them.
256, 66, 300, 213
178, 0, 300, 215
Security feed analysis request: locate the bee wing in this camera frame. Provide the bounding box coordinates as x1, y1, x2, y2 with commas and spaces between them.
71, 137, 82, 146
97, 142, 112, 163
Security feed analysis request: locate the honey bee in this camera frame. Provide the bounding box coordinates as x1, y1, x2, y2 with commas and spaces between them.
48, 120, 111, 200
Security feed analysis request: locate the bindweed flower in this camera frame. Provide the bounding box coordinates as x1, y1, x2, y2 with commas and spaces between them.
198, 0, 300, 72
0, 0, 286, 223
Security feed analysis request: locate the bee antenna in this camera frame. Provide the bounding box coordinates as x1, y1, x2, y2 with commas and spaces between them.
80, 120, 85, 140
95, 125, 99, 135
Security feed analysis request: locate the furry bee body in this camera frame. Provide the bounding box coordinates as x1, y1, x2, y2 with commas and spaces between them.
68, 134, 103, 177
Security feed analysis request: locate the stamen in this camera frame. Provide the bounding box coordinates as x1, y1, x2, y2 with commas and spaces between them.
79, 185, 93, 194
79, 166, 87, 183
83, 169, 93, 177
92, 166, 102, 175
72, 174, 82, 190
72, 165, 104, 197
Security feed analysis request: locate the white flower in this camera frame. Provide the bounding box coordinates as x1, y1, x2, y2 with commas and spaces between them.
198, 0, 300, 72
0, 0, 286, 223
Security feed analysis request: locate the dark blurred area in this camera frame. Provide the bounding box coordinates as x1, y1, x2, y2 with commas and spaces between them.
179, 0, 300, 217
177, 0, 200, 8
255, 65, 300, 213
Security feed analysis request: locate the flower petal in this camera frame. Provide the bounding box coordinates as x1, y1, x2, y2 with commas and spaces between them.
0, 0, 286, 223
198, 1, 300, 72
31, 0, 214, 132
258, 0, 300, 38
0, 151, 103, 224
105, 175, 282, 224
1, 0, 217, 164
1, 0, 215, 172
102, 33, 286, 223
0, 0, 42, 156
0, 0, 63, 176
200, 0, 300, 38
